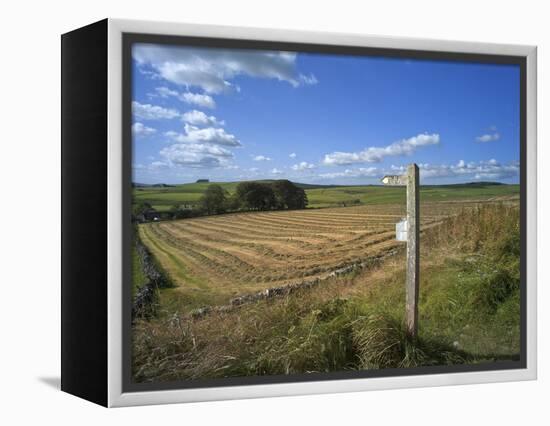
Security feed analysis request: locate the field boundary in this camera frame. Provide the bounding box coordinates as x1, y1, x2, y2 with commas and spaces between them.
188, 245, 404, 319
133, 236, 173, 319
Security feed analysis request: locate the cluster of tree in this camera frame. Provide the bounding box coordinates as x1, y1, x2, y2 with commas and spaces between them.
134, 180, 309, 222
196, 180, 308, 216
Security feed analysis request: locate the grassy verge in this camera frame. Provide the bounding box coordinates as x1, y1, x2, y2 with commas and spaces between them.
132, 203, 520, 382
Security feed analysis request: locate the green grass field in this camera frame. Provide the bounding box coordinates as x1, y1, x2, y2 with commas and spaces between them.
133, 181, 519, 211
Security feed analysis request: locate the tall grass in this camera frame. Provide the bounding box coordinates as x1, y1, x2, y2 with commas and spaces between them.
132, 202, 520, 382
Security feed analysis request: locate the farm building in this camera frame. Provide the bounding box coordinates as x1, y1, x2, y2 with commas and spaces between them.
144, 209, 160, 221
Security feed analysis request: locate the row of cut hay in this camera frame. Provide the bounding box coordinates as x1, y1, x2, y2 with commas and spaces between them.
156, 220, 396, 268
138, 203, 464, 303
163, 219, 393, 258
142, 221, 403, 289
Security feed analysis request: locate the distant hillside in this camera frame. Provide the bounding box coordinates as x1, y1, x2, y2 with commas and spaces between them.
133, 178, 519, 211
134, 179, 509, 190
133, 183, 175, 188
133, 180, 344, 191
419, 182, 506, 190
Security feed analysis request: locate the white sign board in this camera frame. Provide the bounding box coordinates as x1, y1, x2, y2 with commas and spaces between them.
381, 175, 406, 186
396, 218, 408, 241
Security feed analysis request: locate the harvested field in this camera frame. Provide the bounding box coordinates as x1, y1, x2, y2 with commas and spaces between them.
137, 201, 489, 311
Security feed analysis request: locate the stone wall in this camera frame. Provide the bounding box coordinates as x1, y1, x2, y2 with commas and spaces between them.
132, 238, 173, 319
190, 246, 403, 319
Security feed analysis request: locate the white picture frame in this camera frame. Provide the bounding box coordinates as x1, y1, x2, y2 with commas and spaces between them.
61, 18, 537, 407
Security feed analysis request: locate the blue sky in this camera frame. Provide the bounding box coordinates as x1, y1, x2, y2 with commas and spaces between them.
131, 43, 520, 185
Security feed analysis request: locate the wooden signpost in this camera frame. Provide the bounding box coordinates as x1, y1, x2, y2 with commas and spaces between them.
381, 163, 420, 339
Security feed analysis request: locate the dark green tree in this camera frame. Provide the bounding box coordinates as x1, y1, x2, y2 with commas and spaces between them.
225, 192, 241, 211
132, 201, 152, 218
271, 180, 308, 209
199, 184, 228, 215
235, 181, 276, 211
170, 204, 196, 219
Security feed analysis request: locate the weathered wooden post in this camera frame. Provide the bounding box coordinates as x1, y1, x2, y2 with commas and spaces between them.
381, 163, 420, 339
405, 164, 419, 339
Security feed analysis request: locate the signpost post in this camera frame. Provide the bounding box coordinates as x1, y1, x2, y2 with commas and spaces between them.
381, 163, 420, 339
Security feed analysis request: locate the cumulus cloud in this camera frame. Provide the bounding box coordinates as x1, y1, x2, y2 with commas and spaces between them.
154, 86, 178, 98
476, 132, 501, 143
132, 101, 180, 120
271, 168, 284, 175
322, 133, 440, 166
180, 92, 216, 109
289, 152, 297, 158
417, 159, 519, 180
158, 143, 234, 169
182, 110, 225, 127
132, 122, 157, 137
165, 124, 241, 147
133, 44, 317, 94
315, 159, 518, 182
291, 161, 316, 171
157, 117, 242, 169
153, 87, 216, 109
253, 155, 271, 162
317, 167, 379, 179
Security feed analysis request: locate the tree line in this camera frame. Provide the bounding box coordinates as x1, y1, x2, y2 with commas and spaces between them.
134, 180, 309, 222
197, 180, 308, 216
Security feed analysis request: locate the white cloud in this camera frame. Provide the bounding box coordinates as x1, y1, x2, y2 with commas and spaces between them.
165, 124, 241, 147
291, 161, 316, 171
418, 159, 519, 180
132, 122, 157, 137
153, 87, 217, 109
138, 68, 162, 80
182, 110, 224, 127
180, 92, 216, 109
299, 74, 318, 85
249, 167, 259, 172
154, 86, 179, 98
149, 161, 170, 170
318, 167, 379, 179
133, 44, 317, 94
134, 160, 172, 172
271, 168, 284, 175
289, 153, 297, 158
156, 120, 241, 170
476, 132, 500, 143
253, 155, 271, 162
132, 101, 180, 120
159, 142, 234, 168
315, 159, 518, 182
322, 133, 440, 165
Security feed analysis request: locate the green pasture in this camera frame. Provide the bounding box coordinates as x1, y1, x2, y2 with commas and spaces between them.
133, 181, 519, 210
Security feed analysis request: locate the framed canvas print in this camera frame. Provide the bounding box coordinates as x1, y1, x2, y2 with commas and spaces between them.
61, 18, 537, 407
